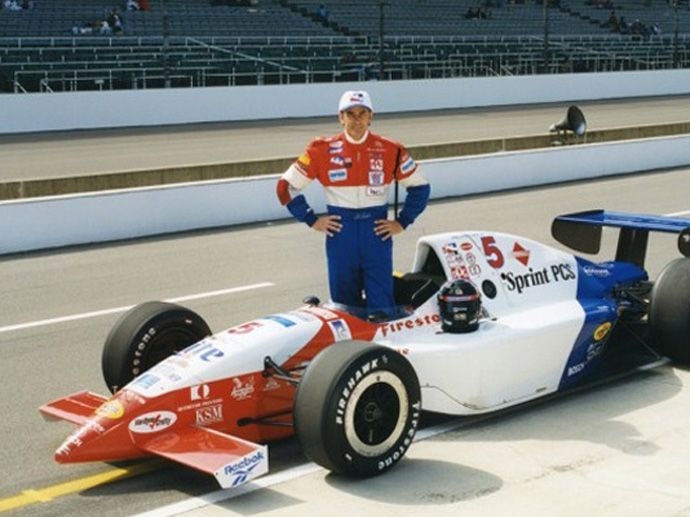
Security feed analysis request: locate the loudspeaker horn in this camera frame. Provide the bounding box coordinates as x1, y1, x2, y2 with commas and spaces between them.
549, 105, 587, 137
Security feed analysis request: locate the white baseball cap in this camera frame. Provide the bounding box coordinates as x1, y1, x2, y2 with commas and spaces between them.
338, 90, 373, 112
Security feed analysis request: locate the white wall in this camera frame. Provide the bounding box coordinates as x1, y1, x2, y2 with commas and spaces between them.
3, 70, 690, 254
2, 69, 690, 134
2, 134, 689, 255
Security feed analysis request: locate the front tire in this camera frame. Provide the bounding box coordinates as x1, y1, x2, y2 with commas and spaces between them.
101, 301, 211, 393
649, 258, 690, 365
294, 341, 421, 477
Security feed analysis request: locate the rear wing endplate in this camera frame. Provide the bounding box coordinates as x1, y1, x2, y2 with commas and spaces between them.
552, 209, 690, 267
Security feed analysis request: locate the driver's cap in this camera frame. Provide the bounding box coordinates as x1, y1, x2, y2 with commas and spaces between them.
338, 90, 373, 113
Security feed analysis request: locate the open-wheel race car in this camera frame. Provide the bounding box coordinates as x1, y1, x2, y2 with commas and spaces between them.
40, 210, 690, 489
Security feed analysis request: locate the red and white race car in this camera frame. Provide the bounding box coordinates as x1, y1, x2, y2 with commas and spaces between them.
41, 210, 690, 488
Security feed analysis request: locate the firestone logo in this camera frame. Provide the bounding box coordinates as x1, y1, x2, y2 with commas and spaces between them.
380, 313, 440, 337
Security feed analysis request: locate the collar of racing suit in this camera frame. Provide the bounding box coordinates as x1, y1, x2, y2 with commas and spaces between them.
343, 129, 370, 145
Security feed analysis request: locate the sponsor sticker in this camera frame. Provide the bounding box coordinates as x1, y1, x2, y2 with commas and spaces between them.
593, 321, 613, 341
262, 377, 282, 392
231, 377, 255, 401
366, 186, 386, 197
190, 384, 211, 401
329, 319, 352, 341
96, 400, 125, 420
380, 313, 441, 337
195, 404, 223, 425
328, 169, 348, 182
220, 449, 268, 488
368, 169, 384, 186
262, 315, 297, 328
181, 340, 224, 362
583, 265, 612, 278
501, 262, 576, 294
177, 397, 223, 413
400, 156, 416, 174
132, 373, 160, 390
128, 411, 177, 434
512, 242, 530, 266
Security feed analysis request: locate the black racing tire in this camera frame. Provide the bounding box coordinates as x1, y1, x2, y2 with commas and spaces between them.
101, 301, 211, 393
294, 341, 421, 477
649, 257, 690, 365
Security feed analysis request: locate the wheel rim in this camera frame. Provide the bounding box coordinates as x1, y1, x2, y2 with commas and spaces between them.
344, 371, 409, 457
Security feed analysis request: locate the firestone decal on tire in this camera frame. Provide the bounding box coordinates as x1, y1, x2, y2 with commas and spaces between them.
378, 400, 420, 471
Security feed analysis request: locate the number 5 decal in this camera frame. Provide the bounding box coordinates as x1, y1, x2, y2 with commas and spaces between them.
481, 236, 504, 269
228, 321, 263, 334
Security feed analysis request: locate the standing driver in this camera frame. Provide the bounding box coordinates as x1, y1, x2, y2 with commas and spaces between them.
276, 90, 430, 316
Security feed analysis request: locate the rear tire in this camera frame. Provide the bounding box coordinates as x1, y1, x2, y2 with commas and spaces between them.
294, 341, 421, 477
101, 301, 211, 393
649, 258, 690, 365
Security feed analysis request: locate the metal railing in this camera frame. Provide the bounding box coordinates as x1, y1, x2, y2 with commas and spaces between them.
2, 34, 688, 93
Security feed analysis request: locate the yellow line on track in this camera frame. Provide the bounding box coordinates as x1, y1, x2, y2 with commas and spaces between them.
0, 461, 161, 513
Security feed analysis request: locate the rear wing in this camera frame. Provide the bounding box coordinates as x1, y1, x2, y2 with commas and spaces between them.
552, 209, 690, 267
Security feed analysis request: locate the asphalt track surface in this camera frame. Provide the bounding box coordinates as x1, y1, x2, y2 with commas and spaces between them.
1, 95, 690, 182
0, 99, 689, 517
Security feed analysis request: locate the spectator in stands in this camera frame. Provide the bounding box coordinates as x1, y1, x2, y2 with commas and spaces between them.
3, 0, 21, 11
465, 5, 491, 19
602, 9, 619, 31
618, 16, 629, 33
107, 8, 124, 34
138, 0, 150, 10
465, 7, 479, 19
631, 18, 642, 33
126, 0, 140, 11
72, 20, 101, 35
100, 19, 112, 35
315, 4, 330, 22
276, 90, 430, 317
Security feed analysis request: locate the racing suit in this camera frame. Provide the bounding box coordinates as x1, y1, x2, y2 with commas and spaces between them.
276, 130, 430, 313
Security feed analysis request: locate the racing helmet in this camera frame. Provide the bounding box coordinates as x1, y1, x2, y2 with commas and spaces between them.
437, 279, 482, 333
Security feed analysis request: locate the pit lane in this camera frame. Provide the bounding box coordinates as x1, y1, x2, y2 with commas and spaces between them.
0, 105, 689, 516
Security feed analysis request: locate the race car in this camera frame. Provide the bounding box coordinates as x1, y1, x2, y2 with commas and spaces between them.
40, 209, 690, 489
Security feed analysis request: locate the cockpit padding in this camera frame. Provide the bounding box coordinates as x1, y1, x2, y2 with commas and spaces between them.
394, 272, 445, 308
420, 247, 446, 278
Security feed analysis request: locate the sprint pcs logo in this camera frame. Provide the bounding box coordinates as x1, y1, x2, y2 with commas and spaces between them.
220, 449, 269, 487
501, 263, 576, 294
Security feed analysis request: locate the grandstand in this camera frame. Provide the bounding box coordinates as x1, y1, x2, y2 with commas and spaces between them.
0, 0, 688, 93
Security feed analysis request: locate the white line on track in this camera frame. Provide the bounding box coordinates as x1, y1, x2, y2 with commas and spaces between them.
0, 282, 274, 335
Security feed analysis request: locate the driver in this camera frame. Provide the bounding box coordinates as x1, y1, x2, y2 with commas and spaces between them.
276, 90, 430, 315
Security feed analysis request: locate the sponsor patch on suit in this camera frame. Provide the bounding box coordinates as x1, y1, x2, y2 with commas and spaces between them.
328, 169, 348, 182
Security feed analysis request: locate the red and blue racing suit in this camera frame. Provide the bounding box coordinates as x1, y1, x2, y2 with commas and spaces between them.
276, 130, 430, 313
